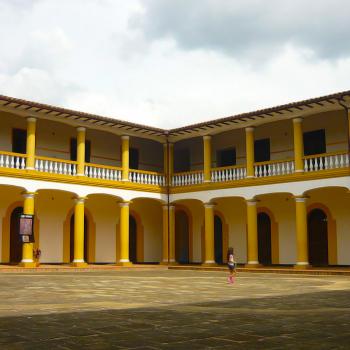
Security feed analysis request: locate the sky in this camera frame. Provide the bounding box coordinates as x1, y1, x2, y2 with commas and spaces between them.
0, 0, 349, 128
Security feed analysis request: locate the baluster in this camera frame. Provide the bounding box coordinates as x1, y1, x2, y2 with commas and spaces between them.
254, 166, 258, 177
320, 157, 324, 170
340, 154, 344, 168
5, 155, 9, 168
10, 156, 14, 168
309, 158, 314, 171
92, 167, 96, 178
315, 158, 319, 171
304, 159, 308, 172
101, 168, 105, 179
334, 155, 339, 168
324, 157, 329, 170
0, 155, 3, 167
345, 154, 349, 166
329, 156, 333, 169
15, 157, 19, 169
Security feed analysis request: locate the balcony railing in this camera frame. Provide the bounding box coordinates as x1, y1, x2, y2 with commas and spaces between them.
254, 159, 294, 178
304, 151, 349, 172
35, 156, 77, 175
129, 169, 165, 186
172, 170, 204, 186
85, 163, 122, 181
211, 165, 246, 182
0, 151, 26, 170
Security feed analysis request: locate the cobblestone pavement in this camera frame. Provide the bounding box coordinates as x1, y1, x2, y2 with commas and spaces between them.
0, 269, 349, 349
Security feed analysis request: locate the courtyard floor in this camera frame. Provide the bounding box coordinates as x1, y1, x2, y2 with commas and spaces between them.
0, 269, 349, 349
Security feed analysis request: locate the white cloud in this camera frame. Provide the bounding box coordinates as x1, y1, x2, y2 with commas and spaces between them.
0, 0, 349, 129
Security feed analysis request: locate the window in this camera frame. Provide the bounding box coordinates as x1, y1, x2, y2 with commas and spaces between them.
12, 129, 27, 154
303, 129, 326, 156
174, 148, 190, 172
70, 138, 91, 162
254, 138, 270, 162
129, 148, 139, 169
217, 148, 236, 167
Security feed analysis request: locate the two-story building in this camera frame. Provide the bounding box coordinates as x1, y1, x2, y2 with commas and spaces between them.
0, 91, 349, 268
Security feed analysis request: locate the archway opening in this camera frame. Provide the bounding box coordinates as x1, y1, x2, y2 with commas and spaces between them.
258, 212, 272, 265
70, 215, 88, 263
175, 210, 189, 264
308, 208, 328, 266
129, 215, 137, 263
10, 206, 23, 264
214, 215, 223, 264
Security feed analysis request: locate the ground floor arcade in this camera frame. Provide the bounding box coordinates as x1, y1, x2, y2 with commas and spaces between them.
1, 179, 349, 267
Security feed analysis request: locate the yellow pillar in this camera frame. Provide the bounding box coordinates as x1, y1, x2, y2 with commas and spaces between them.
246, 199, 259, 266
121, 135, 129, 181
26, 117, 36, 170
118, 201, 132, 265
294, 196, 310, 268
245, 127, 255, 178
20, 192, 36, 267
72, 197, 87, 267
169, 205, 176, 263
163, 143, 174, 185
203, 203, 216, 265
293, 118, 304, 173
76, 127, 86, 176
203, 136, 212, 183
161, 205, 169, 264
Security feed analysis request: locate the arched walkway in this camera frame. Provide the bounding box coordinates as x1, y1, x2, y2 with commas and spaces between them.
9, 206, 23, 264
128, 211, 144, 263
175, 209, 190, 264
257, 212, 272, 265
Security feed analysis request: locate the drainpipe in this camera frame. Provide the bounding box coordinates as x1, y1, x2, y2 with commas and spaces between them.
337, 98, 350, 152
164, 131, 171, 265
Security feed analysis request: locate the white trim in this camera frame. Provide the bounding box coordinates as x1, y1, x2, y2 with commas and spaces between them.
73, 259, 85, 263
26, 117, 37, 123
76, 127, 86, 132
204, 260, 216, 264
296, 261, 309, 265
121, 135, 130, 141
21, 259, 34, 263
247, 261, 259, 265
203, 135, 211, 140
293, 117, 303, 124
119, 259, 130, 263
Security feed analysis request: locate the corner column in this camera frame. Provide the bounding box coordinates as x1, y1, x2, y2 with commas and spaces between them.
246, 199, 259, 266
203, 136, 212, 183
245, 127, 255, 178
76, 127, 86, 176
168, 205, 176, 263
72, 197, 87, 267
161, 205, 169, 264
26, 117, 36, 170
163, 143, 174, 185
20, 192, 36, 267
293, 118, 304, 173
118, 201, 132, 266
294, 196, 310, 268
202, 203, 216, 266
121, 136, 130, 181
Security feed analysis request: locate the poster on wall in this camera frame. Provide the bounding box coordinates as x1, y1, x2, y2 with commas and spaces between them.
19, 214, 34, 243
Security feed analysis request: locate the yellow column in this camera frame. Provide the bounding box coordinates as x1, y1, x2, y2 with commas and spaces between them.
161, 205, 169, 264
72, 197, 87, 267
121, 135, 129, 181
76, 127, 86, 176
246, 199, 259, 266
203, 136, 212, 182
26, 117, 36, 170
169, 205, 176, 263
118, 201, 132, 265
293, 118, 304, 173
245, 127, 255, 178
20, 192, 36, 267
203, 203, 216, 265
294, 196, 310, 268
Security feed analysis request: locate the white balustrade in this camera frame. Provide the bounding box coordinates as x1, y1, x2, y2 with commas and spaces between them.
211, 166, 246, 182
172, 172, 204, 186
85, 164, 122, 181
0, 153, 26, 170
254, 160, 294, 178
35, 158, 77, 175
304, 152, 349, 172
129, 171, 166, 186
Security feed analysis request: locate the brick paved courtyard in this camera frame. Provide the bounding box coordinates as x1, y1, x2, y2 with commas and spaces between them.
0, 269, 349, 349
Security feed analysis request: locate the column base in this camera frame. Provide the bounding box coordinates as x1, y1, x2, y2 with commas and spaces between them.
71, 262, 88, 267
294, 264, 311, 269
116, 261, 133, 266
201, 262, 217, 267
245, 263, 262, 268
160, 260, 178, 266
19, 262, 37, 268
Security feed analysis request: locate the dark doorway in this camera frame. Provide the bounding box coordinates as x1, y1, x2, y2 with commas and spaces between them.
175, 210, 189, 263
12, 129, 27, 154
254, 139, 270, 162
129, 215, 137, 263
214, 215, 223, 264
303, 129, 326, 156
217, 148, 236, 167
307, 209, 328, 266
10, 206, 23, 263
258, 212, 272, 265
70, 138, 91, 162
70, 215, 88, 263
130, 148, 139, 170
174, 149, 191, 173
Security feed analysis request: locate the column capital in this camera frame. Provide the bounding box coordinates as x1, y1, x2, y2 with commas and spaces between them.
204, 202, 215, 209
203, 135, 212, 141
162, 204, 175, 210
76, 126, 86, 132
26, 117, 37, 123
245, 126, 255, 133
294, 195, 308, 203
121, 135, 130, 141
119, 201, 130, 208
74, 196, 87, 204
246, 198, 257, 205
293, 117, 303, 124
163, 142, 173, 147
21, 191, 37, 199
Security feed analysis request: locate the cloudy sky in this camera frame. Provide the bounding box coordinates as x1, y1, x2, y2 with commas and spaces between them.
0, 0, 349, 128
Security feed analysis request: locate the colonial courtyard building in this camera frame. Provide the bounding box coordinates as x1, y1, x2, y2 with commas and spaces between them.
0, 91, 350, 268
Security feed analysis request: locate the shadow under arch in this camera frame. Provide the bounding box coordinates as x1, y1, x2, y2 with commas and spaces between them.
63, 206, 96, 263
307, 203, 337, 265
129, 209, 144, 263
175, 204, 193, 264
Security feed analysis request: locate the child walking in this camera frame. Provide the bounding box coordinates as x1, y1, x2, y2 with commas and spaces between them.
227, 247, 236, 284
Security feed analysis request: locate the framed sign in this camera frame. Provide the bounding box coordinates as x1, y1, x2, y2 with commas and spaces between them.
19, 214, 34, 243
